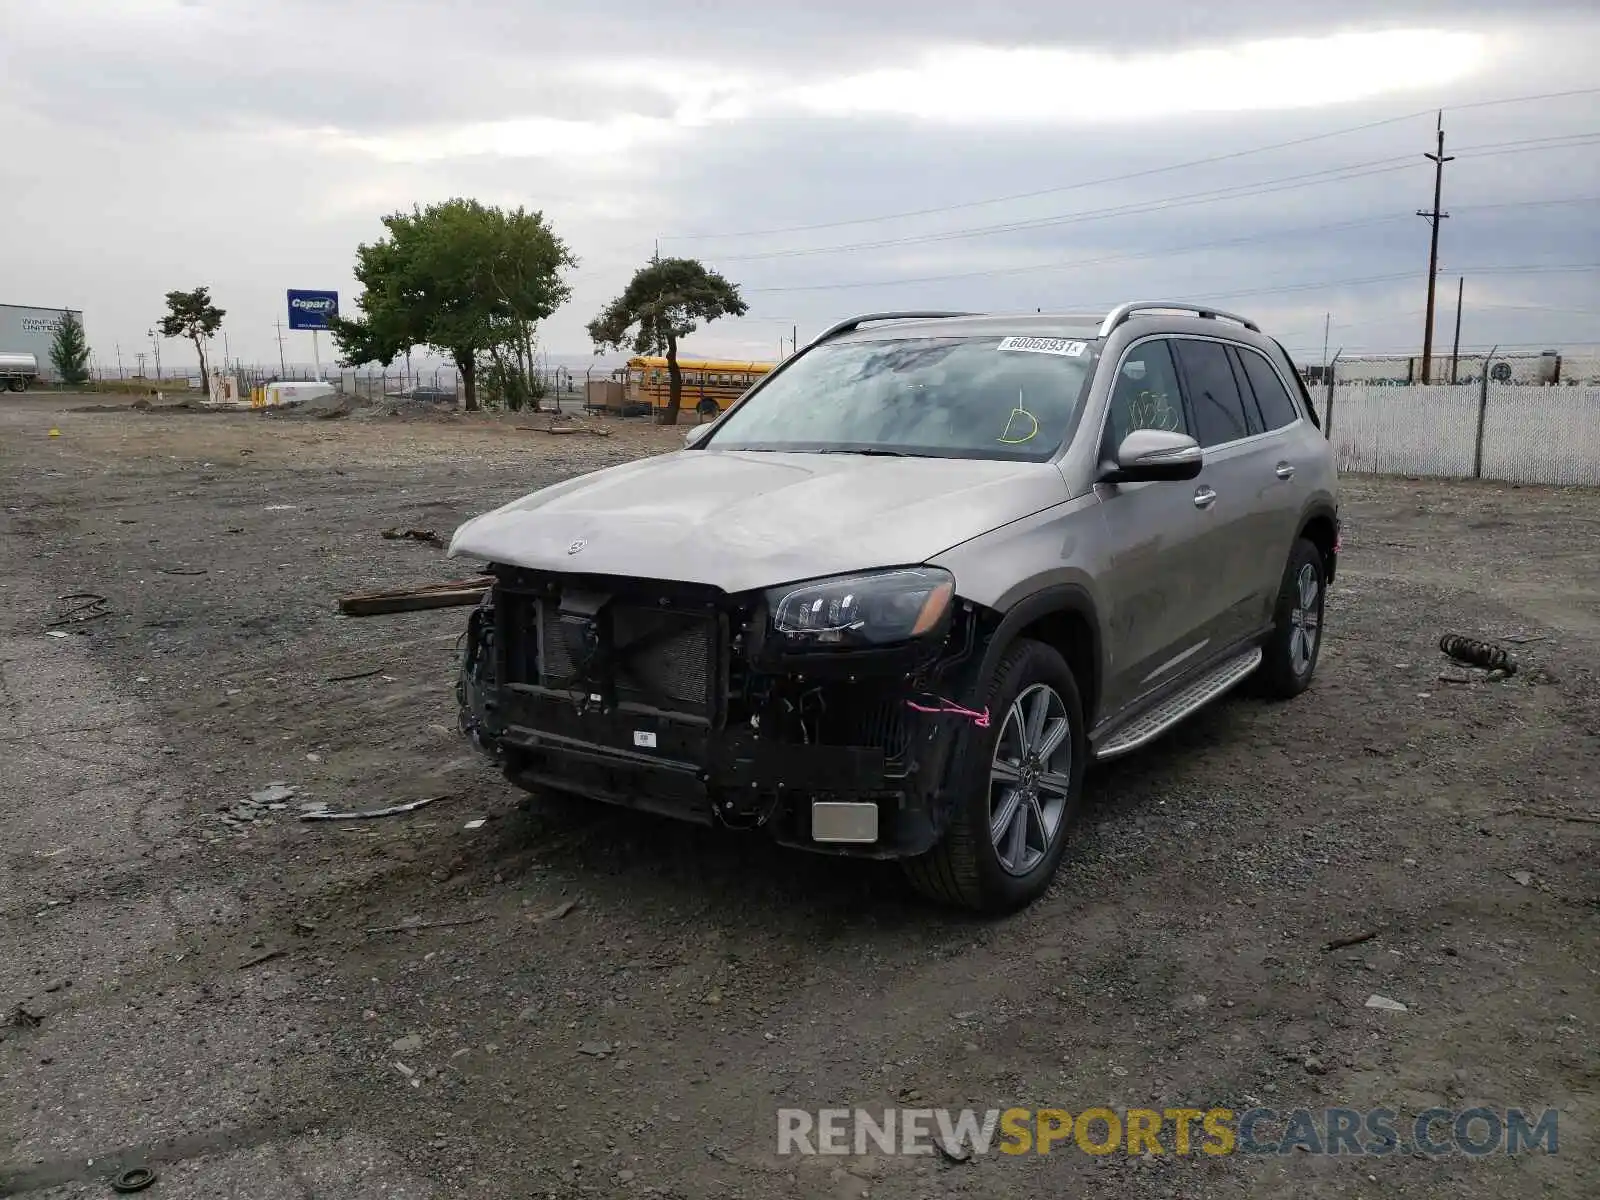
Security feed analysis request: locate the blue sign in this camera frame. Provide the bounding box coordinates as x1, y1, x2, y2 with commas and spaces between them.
287, 289, 339, 331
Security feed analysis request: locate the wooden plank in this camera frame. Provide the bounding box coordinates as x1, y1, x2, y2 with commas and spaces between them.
338, 576, 492, 617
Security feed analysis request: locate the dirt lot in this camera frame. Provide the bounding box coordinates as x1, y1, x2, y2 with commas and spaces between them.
2, 393, 1596, 1199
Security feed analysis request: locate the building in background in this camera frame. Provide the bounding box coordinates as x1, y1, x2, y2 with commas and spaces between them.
0, 303, 85, 382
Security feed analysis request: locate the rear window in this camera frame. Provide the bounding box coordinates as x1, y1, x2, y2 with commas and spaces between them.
705, 335, 1099, 462
1235, 347, 1302, 431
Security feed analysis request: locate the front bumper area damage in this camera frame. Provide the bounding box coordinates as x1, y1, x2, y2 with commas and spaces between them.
456, 565, 985, 858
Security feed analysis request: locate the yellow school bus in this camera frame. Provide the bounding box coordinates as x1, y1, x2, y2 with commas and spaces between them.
625, 356, 775, 418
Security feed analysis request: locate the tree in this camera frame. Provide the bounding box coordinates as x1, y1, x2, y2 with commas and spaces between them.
158, 287, 225, 398
332, 199, 576, 411
587, 257, 749, 425
49, 312, 90, 386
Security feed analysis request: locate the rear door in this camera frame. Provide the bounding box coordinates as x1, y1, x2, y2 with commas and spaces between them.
1170, 337, 1267, 648
1093, 337, 1215, 715
1230, 344, 1318, 618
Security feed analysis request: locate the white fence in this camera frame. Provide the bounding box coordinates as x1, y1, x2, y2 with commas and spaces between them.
1317, 384, 1600, 487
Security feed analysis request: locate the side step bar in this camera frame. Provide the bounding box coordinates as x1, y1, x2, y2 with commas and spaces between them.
1094, 647, 1262, 760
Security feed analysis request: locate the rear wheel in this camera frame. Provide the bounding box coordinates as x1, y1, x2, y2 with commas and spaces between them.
903, 638, 1085, 913
1255, 537, 1326, 699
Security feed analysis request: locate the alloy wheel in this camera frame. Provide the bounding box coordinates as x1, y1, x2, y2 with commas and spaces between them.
988, 683, 1072, 876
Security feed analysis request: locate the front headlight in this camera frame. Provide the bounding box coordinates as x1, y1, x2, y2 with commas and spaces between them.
767, 567, 955, 649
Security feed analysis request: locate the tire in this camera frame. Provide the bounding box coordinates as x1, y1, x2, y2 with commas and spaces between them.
1254, 537, 1326, 699
6, 378, 25, 393
903, 638, 1086, 914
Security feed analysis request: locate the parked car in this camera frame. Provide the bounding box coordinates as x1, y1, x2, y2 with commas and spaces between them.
450, 304, 1340, 912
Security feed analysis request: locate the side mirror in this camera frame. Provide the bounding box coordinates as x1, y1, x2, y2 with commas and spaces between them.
1101, 429, 1203, 483
683, 423, 712, 448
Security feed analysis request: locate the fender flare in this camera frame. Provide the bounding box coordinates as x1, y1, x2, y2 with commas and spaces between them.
964, 583, 1105, 721
1296, 501, 1341, 583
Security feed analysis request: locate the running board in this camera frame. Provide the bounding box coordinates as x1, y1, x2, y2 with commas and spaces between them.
1094, 647, 1262, 760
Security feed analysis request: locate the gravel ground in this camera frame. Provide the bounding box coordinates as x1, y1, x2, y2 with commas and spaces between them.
2, 393, 1596, 1200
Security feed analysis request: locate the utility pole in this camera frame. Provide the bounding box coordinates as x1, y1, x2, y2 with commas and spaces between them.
1450, 275, 1465, 384
115, 342, 124, 380
1320, 312, 1330, 380
275, 320, 288, 377
1417, 112, 1453, 384
148, 328, 162, 380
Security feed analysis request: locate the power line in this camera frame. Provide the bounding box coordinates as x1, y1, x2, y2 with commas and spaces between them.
1192, 262, 1598, 303
718, 157, 1418, 263
662, 85, 1600, 241
745, 194, 1599, 295
714, 133, 1600, 265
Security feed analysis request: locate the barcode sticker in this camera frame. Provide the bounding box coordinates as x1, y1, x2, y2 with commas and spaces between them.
998, 336, 1086, 357
633, 730, 658, 748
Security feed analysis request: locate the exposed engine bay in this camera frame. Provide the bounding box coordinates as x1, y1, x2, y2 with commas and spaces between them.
457, 565, 991, 856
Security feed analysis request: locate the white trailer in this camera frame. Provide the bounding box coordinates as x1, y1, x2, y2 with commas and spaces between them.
0, 351, 39, 392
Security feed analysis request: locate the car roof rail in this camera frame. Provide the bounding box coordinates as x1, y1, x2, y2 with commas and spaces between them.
808, 311, 980, 347
1097, 301, 1261, 338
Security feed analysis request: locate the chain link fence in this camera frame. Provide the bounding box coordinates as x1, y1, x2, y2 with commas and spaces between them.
1315, 382, 1600, 486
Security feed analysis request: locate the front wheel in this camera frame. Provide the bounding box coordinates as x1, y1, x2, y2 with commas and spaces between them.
1254, 537, 1326, 699
903, 638, 1085, 914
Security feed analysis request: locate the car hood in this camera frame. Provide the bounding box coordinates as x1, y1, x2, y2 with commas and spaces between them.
448, 449, 1067, 594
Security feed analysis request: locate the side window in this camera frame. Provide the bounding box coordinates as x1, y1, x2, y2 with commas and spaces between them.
1225, 347, 1266, 436
1174, 339, 1251, 448
1106, 339, 1188, 451
1236, 347, 1302, 431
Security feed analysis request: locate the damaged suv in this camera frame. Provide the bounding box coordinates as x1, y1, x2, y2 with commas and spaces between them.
451, 304, 1339, 912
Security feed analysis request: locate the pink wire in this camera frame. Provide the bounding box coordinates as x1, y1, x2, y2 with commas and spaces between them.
906, 698, 991, 728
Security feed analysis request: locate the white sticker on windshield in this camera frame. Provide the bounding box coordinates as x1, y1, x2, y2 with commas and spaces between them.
998, 336, 1086, 357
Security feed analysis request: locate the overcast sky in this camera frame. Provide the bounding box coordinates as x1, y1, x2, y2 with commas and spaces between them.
3, 0, 1597, 372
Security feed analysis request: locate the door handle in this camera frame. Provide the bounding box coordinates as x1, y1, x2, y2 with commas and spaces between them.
1193, 486, 1217, 509
1274, 462, 1296, 480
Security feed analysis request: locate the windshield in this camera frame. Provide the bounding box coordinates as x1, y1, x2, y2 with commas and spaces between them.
703, 335, 1099, 461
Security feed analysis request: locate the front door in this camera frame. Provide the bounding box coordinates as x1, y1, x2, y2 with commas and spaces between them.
1094, 337, 1214, 717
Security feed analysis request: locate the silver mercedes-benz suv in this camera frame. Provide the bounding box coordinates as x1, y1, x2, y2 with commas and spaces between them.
451, 303, 1340, 912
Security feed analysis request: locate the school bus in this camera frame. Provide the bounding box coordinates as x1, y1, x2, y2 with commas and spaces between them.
624, 356, 775, 418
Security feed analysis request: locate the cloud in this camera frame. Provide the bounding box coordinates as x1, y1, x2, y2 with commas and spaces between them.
785, 30, 1490, 124
0, 0, 1595, 368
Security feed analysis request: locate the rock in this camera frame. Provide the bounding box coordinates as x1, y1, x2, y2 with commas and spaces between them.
1510, 870, 1532, 887
1365, 994, 1408, 1012
1304, 1055, 1328, 1075
577, 1041, 612, 1057
391, 1034, 423, 1054
250, 782, 296, 805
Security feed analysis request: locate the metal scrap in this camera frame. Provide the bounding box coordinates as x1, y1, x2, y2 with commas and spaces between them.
46, 593, 109, 627
1438, 633, 1517, 675
299, 794, 445, 821
325, 666, 387, 682
366, 915, 489, 935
